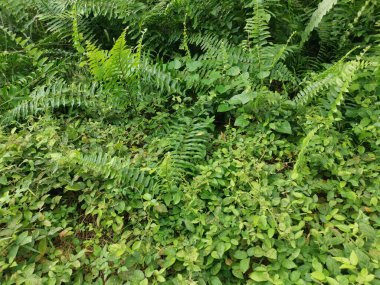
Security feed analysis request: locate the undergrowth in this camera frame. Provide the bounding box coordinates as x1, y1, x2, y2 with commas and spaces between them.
0, 0, 379, 284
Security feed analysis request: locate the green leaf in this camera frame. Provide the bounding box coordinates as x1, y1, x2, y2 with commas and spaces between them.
270, 121, 292, 134
234, 250, 248, 259
249, 271, 268, 282
232, 269, 244, 279
154, 203, 168, 213
229, 92, 255, 105
184, 220, 195, 232
227, 66, 241, 76
16, 232, 32, 245
142, 193, 152, 200
216, 243, 225, 258
163, 256, 176, 268
172, 59, 182, 70
217, 103, 233, 112
265, 248, 277, 260
311, 271, 326, 281
234, 115, 250, 128
210, 276, 222, 285
65, 182, 85, 191
240, 258, 250, 273
0, 175, 7, 185
350, 251, 358, 266
131, 270, 145, 281
257, 71, 270, 79
38, 238, 48, 257
186, 61, 203, 72
8, 246, 19, 263
326, 277, 340, 285
109, 243, 127, 258
359, 222, 376, 240
282, 260, 296, 269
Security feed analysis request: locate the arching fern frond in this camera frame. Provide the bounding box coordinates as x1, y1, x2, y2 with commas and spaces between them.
54, 150, 155, 192
0, 26, 53, 72
270, 62, 298, 86
295, 47, 372, 109
300, 0, 338, 46
2, 81, 101, 124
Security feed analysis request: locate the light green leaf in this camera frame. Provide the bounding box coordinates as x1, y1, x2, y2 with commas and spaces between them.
234, 115, 250, 128
210, 276, 222, 285
240, 258, 250, 273
0, 175, 7, 185
350, 251, 358, 266
270, 121, 292, 134
186, 61, 203, 72
234, 250, 248, 259
249, 271, 269, 282
311, 271, 326, 281
8, 246, 19, 263
265, 248, 277, 260
227, 66, 241, 76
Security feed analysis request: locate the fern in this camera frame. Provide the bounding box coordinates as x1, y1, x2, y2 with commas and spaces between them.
294, 48, 370, 107
270, 62, 298, 90
291, 125, 321, 180
54, 150, 155, 192
300, 0, 338, 46
0, 26, 53, 72
2, 81, 101, 124
243, 0, 271, 49
86, 30, 180, 105
154, 116, 213, 183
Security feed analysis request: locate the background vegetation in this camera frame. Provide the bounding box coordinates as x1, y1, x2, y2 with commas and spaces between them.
0, 0, 379, 284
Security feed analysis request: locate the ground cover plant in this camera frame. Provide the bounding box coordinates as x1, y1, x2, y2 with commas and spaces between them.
0, 0, 379, 284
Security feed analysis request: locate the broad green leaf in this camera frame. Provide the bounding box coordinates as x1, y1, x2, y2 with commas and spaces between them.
350, 251, 358, 266
240, 258, 250, 273
217, 103, 233, 112
282, 260, 296, 269
186, 61, 203, 72
172, 59, 182, 70
311, 271, 326, 281
265, 248, 277, 260
210, 276, 222, 285
270, 121, 292, 134
249, 271, 269, 282
229, 92, 255, 105
227, 66, 241, 76
234, 250, 248, 259
0, 175, 7, 185
8, 246, 19, 263
234, 115, 250, 128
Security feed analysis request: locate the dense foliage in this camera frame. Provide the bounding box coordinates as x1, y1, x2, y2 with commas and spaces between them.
0, 0, 379, 284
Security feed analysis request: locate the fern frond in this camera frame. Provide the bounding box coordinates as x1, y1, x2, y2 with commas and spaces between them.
294, 71, 337, 107
188, 33, 232, 53
243, 0, 271, 49
0, 26, 53, 71
300, 0, 338, 46
54, 150, 155, 191
270, 62, 298, 85
2, 81, 101, 124
156, 116, 213, 182
291, 125, 321, 180
140, 58, 181, 95
295, 48, 371, 107
86, 31, 179, 97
